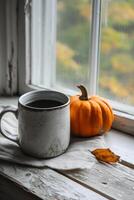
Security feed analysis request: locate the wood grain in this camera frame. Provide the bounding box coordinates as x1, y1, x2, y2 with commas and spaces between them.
63, 162, 134, 200
0, 174, 41, 200
0, 161, 106, 200
105, 129, 134, 168
113, 110, 134, 136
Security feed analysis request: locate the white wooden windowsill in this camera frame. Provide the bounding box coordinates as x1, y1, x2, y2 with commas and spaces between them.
0, 96, 134, 200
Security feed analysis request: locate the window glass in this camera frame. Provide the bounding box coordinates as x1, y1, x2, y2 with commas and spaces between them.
56, 0, 92, 91
99, 0, 134, 106
31, 0, 92, 92
30, 0, 134, 108
31, 0, 45, 86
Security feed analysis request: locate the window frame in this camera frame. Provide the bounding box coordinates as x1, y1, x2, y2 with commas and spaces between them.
18, 0, 102, 94
18, 0, 32, 94
0, 0, 18, 95
18, 0, 58, 93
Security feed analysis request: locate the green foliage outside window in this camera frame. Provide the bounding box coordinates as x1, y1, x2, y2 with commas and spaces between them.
56, 0, 134, 106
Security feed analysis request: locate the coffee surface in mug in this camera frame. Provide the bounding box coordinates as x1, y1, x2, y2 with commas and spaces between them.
27, 99, 63, 108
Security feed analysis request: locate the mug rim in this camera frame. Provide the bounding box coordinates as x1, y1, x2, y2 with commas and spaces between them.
19, 90, 70, 111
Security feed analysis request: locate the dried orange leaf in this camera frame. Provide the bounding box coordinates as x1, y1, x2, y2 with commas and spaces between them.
91, 148, 120, 164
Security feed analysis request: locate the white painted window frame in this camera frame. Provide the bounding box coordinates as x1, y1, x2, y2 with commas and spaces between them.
0, 0, 18, 95
0, 0, 133, 135
18, 0, 101, 93
31, 0, 57, 88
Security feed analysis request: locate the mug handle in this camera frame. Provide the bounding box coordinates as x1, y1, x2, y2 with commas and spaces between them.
0, 106, 19, 144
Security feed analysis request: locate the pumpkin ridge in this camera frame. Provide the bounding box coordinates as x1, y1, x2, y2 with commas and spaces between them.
77, 101, 81, 135
80, 101, 92, 137
92, 96, 114, 120
93, 98, 113, 132
89, 100, 103, 136
99, 97, 114, 121
79, 102, 83, 136
70, 100, 81, 135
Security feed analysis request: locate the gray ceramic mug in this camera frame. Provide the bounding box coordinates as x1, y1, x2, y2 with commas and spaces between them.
0, 90, 70, 158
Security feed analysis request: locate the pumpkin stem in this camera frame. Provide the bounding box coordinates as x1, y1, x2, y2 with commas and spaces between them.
77, 85, 88, 100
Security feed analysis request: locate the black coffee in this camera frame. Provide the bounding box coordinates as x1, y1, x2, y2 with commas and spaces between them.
27, 99, 63, 108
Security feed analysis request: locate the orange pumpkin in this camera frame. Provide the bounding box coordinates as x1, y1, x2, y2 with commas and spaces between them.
70, 85, 114, 137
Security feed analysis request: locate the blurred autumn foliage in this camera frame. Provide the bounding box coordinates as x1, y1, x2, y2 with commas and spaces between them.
56, 0, 134, 105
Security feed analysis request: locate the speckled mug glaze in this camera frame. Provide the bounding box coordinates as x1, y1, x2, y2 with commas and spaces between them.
0, 90, 70, 158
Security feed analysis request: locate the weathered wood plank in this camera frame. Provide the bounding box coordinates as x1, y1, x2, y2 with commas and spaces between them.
0, 103, 134, 200
112, 110, 134, 136
0, 174, 41, 200
0, 161, 106, 200
105, 129, 134, 168
63, 162, 134, 200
